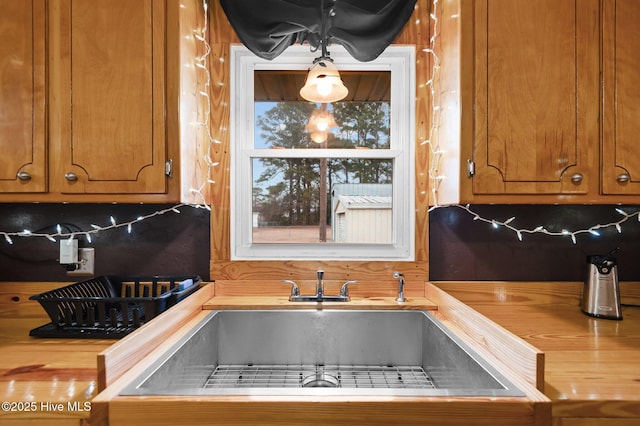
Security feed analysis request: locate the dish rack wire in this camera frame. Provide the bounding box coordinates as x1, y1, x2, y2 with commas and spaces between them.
29, 275, 201, 338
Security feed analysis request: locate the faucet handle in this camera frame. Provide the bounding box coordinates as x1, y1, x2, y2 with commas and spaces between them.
340, 280, 358, 298
281, 280, 300, 299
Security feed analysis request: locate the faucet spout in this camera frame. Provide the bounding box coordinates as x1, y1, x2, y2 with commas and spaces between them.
316, 269, 324, 301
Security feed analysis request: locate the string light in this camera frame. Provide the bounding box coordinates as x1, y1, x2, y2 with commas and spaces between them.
422, 0, 447, 209
445, 204, 640, 244
0, 0, 218, 245
187, 0, 221, 209
423, 0, 640, 243
0, 204, 190, 244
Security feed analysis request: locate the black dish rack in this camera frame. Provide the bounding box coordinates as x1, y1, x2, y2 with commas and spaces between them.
29, 275, 201, 339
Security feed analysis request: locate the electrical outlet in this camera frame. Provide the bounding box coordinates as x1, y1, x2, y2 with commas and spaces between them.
67, 248, 95, 276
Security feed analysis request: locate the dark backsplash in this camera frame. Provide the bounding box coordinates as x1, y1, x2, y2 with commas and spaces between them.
429, 205, 640, 281
0, 204, 210, 281
1, 203, 639, 282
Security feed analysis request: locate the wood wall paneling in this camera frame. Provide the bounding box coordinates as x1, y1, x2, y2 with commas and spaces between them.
207, 0, 431, 283
175, 0, 213, 204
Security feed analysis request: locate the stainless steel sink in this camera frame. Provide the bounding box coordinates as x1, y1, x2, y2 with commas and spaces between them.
120, 309, 524, 397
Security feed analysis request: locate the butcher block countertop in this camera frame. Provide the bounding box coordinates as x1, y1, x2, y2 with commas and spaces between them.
1, 280, 640, 425
433, 281, 640, 426
0, 281, 215, 426
202, 279, 437, 310
0, 282, 112, 426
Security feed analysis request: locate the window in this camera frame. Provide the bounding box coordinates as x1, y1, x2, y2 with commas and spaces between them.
231, 45, 415, 260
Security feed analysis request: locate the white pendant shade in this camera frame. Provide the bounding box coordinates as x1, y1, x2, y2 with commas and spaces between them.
305, 107, 337, 144
299, 59, 349, 103
309, 131, 329, 143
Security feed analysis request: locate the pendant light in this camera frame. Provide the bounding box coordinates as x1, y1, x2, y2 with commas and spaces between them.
305, 104, 337, 143
299, 0, 348, 103
300, 58, 348, 103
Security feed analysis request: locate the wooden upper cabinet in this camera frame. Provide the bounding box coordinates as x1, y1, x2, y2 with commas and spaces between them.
0, 0, 46, 192
472, 0, 599, 195
602, 0, 640, 195
48, 0, 167, 194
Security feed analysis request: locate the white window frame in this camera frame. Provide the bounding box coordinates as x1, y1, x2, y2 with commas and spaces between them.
230, 44, 415, 260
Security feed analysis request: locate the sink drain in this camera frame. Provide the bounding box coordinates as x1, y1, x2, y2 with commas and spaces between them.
301, 373, 339, 388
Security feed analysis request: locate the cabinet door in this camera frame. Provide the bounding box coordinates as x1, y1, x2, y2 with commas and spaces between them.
602, 0, 640, 194
49, 0, 167, 194
0, 0, 46, 192
472, 0, 599, 195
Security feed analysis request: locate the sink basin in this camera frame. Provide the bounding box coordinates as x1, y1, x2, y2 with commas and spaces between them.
120, 309, 524, 397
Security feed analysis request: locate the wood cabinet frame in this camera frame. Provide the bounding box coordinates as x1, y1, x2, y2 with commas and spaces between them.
438, 0, 640, 204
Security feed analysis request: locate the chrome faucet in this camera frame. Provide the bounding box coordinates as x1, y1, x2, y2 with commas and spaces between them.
393, 271, 406, 302
282, 269, 357, 302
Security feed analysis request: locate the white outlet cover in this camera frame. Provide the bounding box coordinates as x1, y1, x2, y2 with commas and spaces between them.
59, 239, 78, 264
67, 248, 95, 276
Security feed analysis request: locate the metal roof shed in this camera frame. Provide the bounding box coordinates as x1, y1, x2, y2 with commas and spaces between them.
334, 195, 392, 243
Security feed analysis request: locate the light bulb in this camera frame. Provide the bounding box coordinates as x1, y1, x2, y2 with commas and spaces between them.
316, 78, 333, 97
316, 118, 330, 132
305, 107, 337, 143
310, 132, 328, 143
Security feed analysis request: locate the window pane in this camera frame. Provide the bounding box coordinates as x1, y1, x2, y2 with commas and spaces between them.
232, 45, 415, 260
254, 70, 391, 150
252, 158, 393, 244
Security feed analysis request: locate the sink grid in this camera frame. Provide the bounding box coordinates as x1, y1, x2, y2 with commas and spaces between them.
173, 364, 439, 389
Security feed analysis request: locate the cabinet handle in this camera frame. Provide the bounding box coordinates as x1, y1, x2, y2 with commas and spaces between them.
616, 173, 630, 183
570, 173, 583, 184
65, 172, 78, 182
16, 171, 32, 181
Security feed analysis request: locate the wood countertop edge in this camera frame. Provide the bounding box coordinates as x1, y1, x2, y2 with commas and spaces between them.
431, 281, 640, 420
97, 283, 215, 391
94, 306, 548, 425
91, 284, 549, 425
91, 310, 212, 400
4, 280, 638, 423
425, 284, 546, 396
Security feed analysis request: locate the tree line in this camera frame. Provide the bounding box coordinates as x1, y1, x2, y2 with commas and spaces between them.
254, 101, 391, 227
